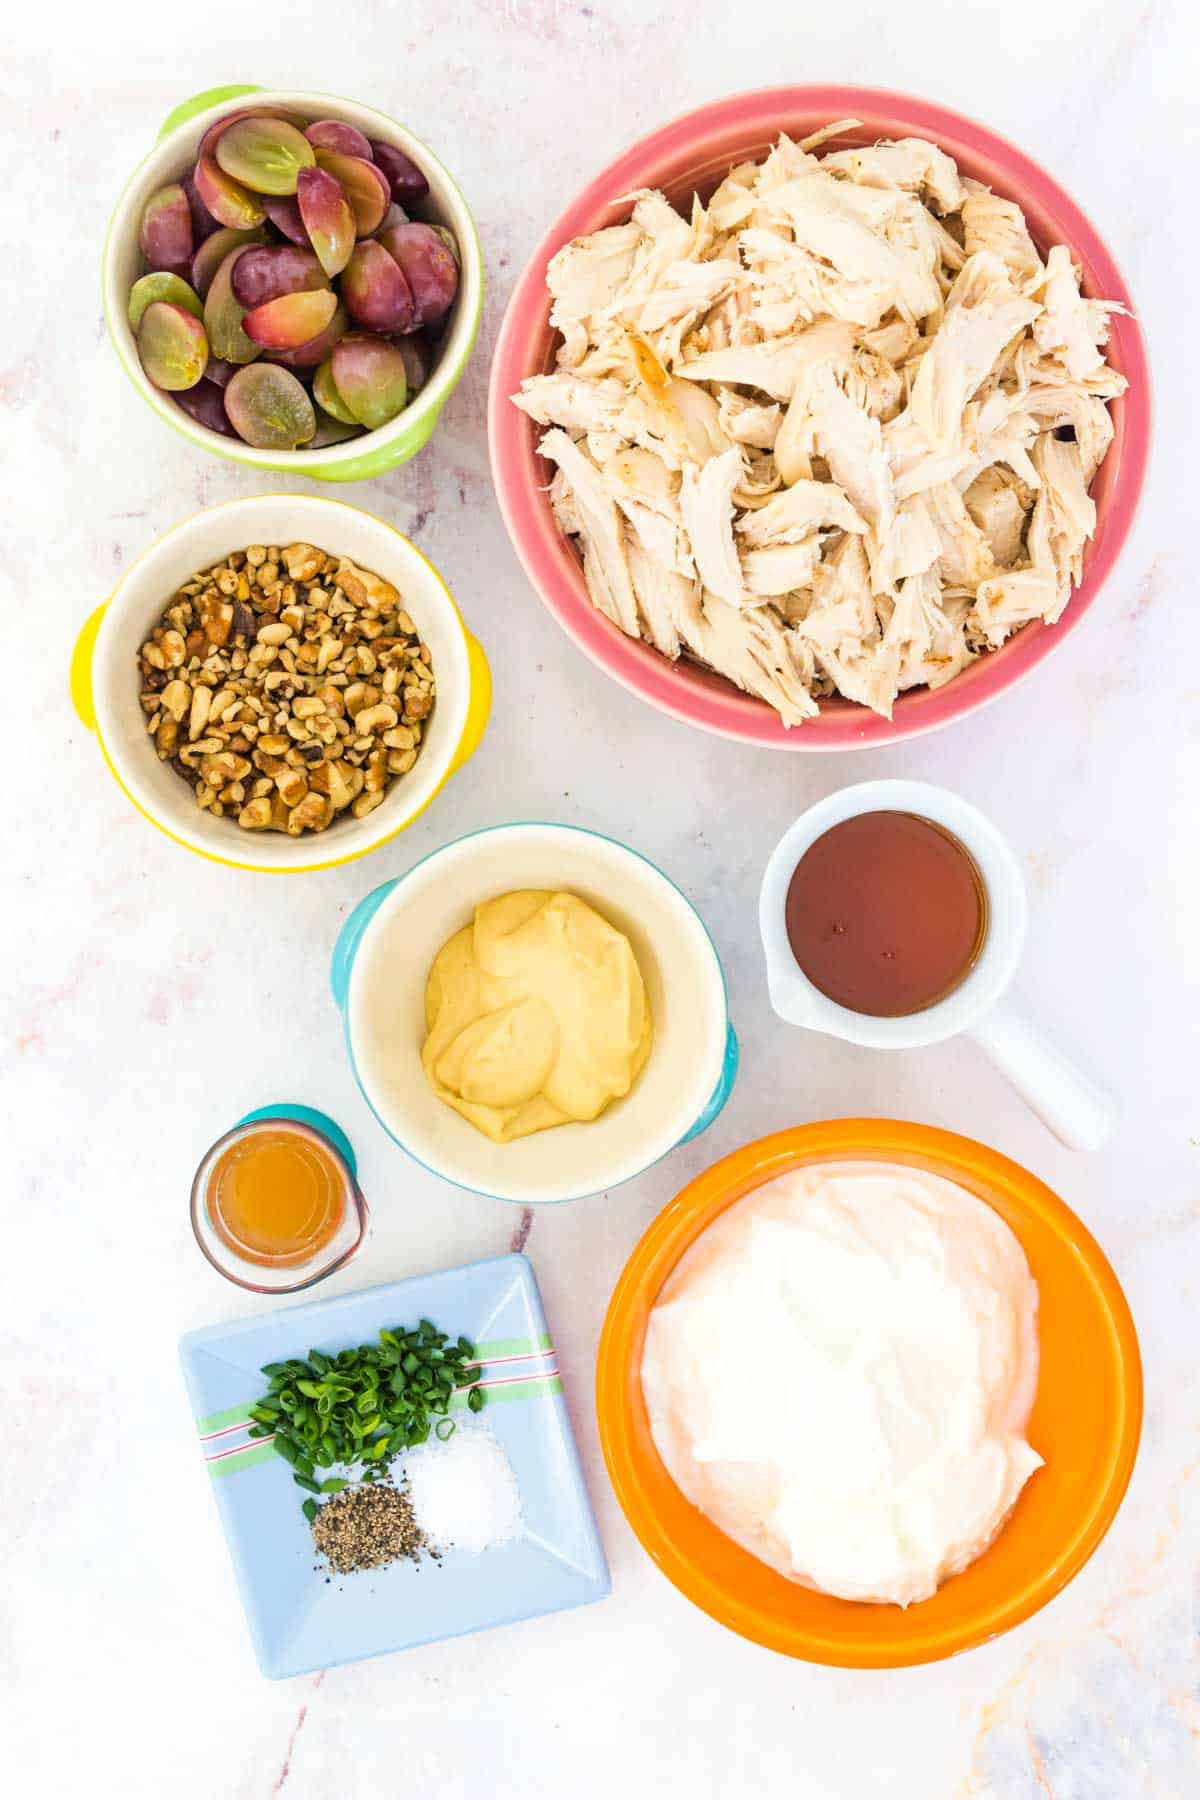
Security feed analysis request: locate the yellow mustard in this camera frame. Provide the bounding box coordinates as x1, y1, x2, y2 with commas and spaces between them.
421, 890, 653, 1143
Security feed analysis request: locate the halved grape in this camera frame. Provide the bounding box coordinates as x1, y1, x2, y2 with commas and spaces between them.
175, 378, 235, 435
243, 288, 338, 350
310, 413, 365, 448
129, 271, 203, 331
377, 222, 458, 327
342, 240, 415, 333
139, 183, 193, 272
305, 119, 373, 160
375, 202, 410, 234
265, 301, 348, 370
262, 195, 309, 245
431, 225, 461, 268
296, 167, 356, 277
191, 224, 267, 297
232, 246, 328, 308
313, 150, 390, 235
193, 155, 266, 230
197, 105, 302, 163
313, 355, 358, 424
224, 363, 317, 449
182, 170, 221, 245
215, 117, 315, 196
393, 330, 432, 395
331, 333, 409, 429
203, 247, 263, 364
370, 141, 430, 205
137, 302, 208, 390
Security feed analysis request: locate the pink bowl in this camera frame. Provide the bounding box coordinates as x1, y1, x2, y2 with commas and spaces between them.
488, 86, 1151, 751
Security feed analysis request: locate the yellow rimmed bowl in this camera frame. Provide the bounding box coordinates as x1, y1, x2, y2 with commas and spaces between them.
103, 84, 483, 481
70, 494, 491, 873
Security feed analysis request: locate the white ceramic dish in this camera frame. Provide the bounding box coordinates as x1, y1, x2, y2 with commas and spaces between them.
70, 493, 490, 873
759, 779, 1115, 1150
331, 823, 739, 1203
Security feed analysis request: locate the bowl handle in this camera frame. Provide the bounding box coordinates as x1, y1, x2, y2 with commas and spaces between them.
331, 879, 400, 1012
235, 1103, 358, 1179
70, 601, 109, 731
450, 631, 492, 774
157, 85, 264, 143
678, 1024, 739, 1145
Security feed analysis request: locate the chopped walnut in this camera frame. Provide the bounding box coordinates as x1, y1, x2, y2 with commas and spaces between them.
136, 544, 435, 837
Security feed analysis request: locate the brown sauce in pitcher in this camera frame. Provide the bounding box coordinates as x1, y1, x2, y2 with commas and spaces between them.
784, 812, 988, 1017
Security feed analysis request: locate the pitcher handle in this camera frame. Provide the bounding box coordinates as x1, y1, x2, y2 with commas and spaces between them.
970, 1003, 1116, 1151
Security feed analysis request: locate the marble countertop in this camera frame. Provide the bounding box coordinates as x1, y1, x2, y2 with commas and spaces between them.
4, 2, 1196, 1794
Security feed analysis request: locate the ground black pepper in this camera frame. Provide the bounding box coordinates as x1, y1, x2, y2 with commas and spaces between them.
310, 1479, 430, 1575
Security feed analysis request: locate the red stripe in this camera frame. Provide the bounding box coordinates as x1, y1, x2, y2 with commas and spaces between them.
206, 1433, 275, 1463
467, 1367, 560, 1392
465, 1347, 556, 1370
201, 1359, 562, 1461
199, 1418, 253, 1443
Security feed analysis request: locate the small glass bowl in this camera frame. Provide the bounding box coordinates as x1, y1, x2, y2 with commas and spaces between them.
190, 1104, 369, 1293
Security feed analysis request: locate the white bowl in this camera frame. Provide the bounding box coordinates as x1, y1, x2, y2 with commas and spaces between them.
103, 85, 483, 480
331, 824, 739, 1203
71, 493, 491, 873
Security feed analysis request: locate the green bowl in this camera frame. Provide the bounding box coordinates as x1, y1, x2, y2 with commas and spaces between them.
104, 85, 483, 482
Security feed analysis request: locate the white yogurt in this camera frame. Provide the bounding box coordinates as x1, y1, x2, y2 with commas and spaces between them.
640, 1161, 1042, 1607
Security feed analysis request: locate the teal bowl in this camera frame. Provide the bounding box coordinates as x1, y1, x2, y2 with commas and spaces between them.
330, 823, 740, 1204
103, 85, 483, 482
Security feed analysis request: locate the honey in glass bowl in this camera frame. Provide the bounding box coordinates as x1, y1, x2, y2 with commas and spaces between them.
208, 1127, 346, 1267
190, 1112, 367, 1292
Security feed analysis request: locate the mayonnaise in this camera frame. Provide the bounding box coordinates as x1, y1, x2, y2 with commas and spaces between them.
640, 1162, 1042, 1607
422, 890, 652, 1143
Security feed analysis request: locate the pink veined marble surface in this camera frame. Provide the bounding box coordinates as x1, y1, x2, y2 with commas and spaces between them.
2, 3, 1196, 1797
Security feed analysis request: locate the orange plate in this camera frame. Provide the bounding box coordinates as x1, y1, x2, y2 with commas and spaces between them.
596, 1120, 1142, 1667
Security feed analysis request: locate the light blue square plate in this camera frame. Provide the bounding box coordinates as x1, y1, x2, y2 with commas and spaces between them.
179, 1253, 610, 1678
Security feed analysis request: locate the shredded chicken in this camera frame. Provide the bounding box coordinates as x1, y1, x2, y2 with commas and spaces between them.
514, 124, 1128, 724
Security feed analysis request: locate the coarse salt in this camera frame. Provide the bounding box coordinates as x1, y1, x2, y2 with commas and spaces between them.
402, 1423, 523, 1554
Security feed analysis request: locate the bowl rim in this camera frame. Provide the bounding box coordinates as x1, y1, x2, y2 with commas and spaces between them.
339, 819, 733, 1204
103, 86, 484, 471
88, 492, 477, 873
488, 83, 1153, 752
596, 1117, 1143, 1666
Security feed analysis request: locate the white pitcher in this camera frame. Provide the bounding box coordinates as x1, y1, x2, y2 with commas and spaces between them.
759, 779, 1115, 1151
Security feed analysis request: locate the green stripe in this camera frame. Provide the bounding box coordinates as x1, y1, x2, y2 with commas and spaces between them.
207, 1374, 563, 1483
475, 1332, 553, 1358
195, 1333, 557, 1473
444, 1373, 562, 1411
197, 1401, 257, 1435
